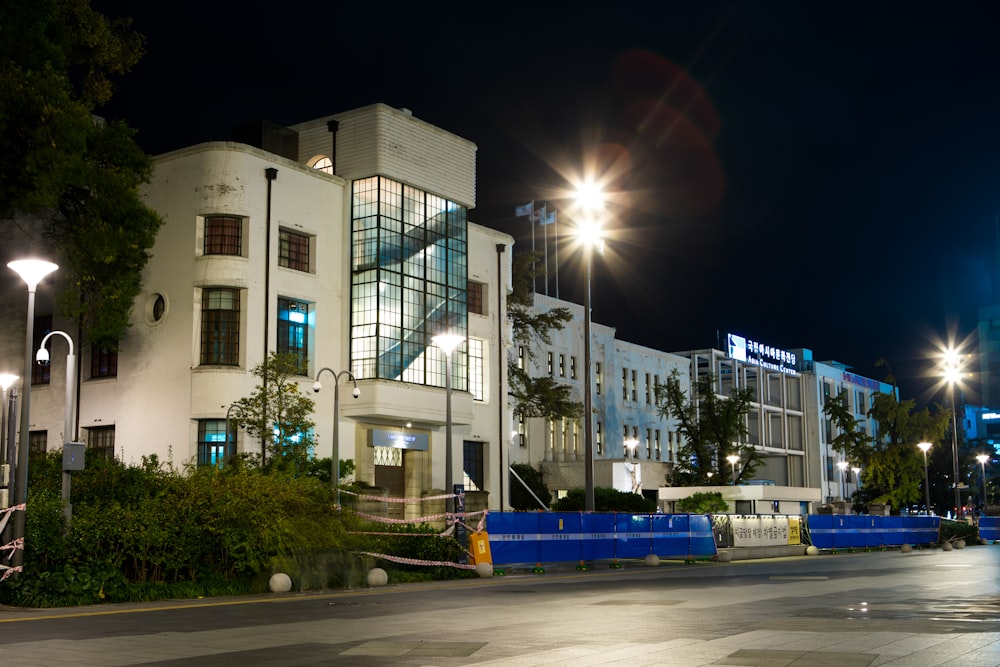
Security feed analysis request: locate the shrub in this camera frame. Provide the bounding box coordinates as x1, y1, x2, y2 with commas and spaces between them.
550, 487, 657, 513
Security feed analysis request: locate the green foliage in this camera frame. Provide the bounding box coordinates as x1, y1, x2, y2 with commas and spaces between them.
360, 523, 471, 582
509, 463, 552, 510
551, 487, 657, 512
939, 519, 980, 546
0, 0, 161, 348
656, 370, 758, 485
676, 491, 729, 514
232, 352, 316, 469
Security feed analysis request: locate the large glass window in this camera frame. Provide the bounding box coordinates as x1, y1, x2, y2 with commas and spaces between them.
277, 297, 310, 375
350, 176, 468, 389
201, 288, 240, 366
204, 215, 242, 255
463, 440, 484, 491
469, 338, 484, 401
278, 229, 310, 272
198, 419, 229, 467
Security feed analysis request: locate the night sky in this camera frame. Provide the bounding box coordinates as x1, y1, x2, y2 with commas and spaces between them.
92, 0, 1000, 402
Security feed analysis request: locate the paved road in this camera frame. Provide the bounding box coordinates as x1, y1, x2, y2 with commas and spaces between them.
2, 546, 1000, 666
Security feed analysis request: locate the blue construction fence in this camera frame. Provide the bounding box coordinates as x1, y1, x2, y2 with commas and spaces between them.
485, 512, 716, 566
978, 516, 1000, 541
806, 514, 940, 549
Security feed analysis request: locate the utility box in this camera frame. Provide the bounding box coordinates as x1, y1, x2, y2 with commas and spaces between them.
63, 442, 86, 471
469, 531, 493, 566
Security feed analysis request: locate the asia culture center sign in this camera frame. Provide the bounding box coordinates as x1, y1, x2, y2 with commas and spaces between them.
727, 333, 798, 376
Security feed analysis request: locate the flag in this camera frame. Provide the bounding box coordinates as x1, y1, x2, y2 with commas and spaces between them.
540, 209, 556, 225
515, 202, 533, 217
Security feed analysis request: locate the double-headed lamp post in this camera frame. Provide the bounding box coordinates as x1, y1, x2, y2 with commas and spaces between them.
726, 454, 740, 485
918, 442, 933, 515
432, 333, 464, 514
37, 330, 76, 526
313, 368, 359, 508
977, 453, 990, 512
573, 181, 605, 512
8, 259, 58, 570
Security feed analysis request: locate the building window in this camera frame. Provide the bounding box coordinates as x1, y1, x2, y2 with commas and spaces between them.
549, 420, 556, 453
310, 156, 333, 174
645, 373, 651, 404
198, 419, 230, 467
570, 356, 577, 380
547, 352, 554, 376
622, 368, 628, 401
559, 354, 565, 377
518, 414, 526, 447
517, 346, 524, 370
204, 215, 242, 256
646, 428, 653, 459
32, 314, 52, 385
201, 288, 240, 366
468, 281, 485, 315
464, 440, 485, 491
277, 297, 310, 375
87, 425, 115, 460
278, 229, 311, 272
596, 421, 603, 456
631, 370, 638, 402
29, 431, 47, 456
350, 176, 468, 389
469, 338, 484, 401
91, 344, 118, 378
572, 420, 579, 455
596, 362, 602, 395
561, 418, 568, 456
655, 429, 662, 460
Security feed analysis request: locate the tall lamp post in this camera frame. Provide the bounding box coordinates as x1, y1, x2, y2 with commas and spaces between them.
977, 453, 990, 513
726, 454, 740, 485
432, 333, 464, 513
624, 437, 639, 494
37, 331, 76, 526
942, 348, 964, 517
918, 442, 932, 515
573, 181, 605, 512
8, 259, 58, 570
836, 460, 849, 501
313, 368, 360, 508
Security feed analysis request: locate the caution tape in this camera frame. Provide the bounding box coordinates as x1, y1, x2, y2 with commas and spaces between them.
358, 551, 477, 570
0, 565, 22, 582
340, 489, 459, 504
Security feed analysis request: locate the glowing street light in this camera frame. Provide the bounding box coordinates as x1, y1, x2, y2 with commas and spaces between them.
573, 180, 605, 512
941, 347, 966, 517
8, 259, 58, 572
624, 437, 640, 494
726, 454, 740, 485
977, 453, 990, 512
918, 442, 933, 515
432, 332, 465, 514
836, 460, 849, 501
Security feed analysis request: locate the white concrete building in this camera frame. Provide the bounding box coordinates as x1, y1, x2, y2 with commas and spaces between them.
0, 104, 513, 513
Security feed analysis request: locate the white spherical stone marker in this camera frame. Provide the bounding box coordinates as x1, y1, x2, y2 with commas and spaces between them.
941, 541, 953, 551
476, 563, 494, 578
806, 546, 819, 556
645, 553, 660, 567
900, 544, 912, 553
955, 539, 966, 549
367, 567, 388, 587
268, 573, 292, 593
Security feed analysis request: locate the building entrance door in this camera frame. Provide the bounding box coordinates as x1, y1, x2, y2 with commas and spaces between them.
374, 446, 405, 519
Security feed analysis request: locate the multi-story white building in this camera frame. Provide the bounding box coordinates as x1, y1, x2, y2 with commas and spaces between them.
0, 104, 513, 514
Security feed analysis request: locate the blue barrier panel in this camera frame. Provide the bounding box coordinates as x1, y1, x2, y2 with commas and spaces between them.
651, 514, 683, 558
910, 515, 940, 545
882, 515, 903, 546
580, 513, 617, 561
616, 513, 651, 559
538, 513, 582, 563
486, 511, 543, 565
860, 516, 882, 548
981, 516, 1000, 541
688, 514, 718, 558
832, 516, 856, 549
806, 514, 836, 549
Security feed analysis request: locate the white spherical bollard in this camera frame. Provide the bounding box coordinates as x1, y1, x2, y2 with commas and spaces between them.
900, 544, 912, 553
941, 541, 953, 551
716, 550, 732, 562
806, 545, 819, 556
645, 553, 660, 567
367, 567, 388, 587
955, 539, 966, 549
268, 573, 292, 593
476, 562, 494, 578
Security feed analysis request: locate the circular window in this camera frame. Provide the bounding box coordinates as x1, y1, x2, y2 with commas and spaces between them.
145, 292, 168, 325
308, 155, 333, 174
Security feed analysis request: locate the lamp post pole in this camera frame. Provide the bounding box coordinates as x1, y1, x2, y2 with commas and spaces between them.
431, 334, 464, 514
918, 442, 932, 515
37, 331, 76, 526
977, 453, 990, 513
313, 368, 359, 508
950, 384, 961, 516
7, 259, 58, 571
726, 454, 739, 485
837, 460, 849, 501
583, 246, 595, 511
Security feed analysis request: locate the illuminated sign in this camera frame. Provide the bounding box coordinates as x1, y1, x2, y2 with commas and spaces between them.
842, 371, 881, 392
983, 413, 1000, 421
370, 428, 429, 450
727, 333, 797, 376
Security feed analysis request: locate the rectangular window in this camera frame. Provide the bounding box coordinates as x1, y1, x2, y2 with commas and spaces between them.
596, 421, 603, 456
631, 370, 638, 402
596, 362, 602, 395
645, 373, 651, 404
278, 229, 310, 272
469, 338, 484, 401
646, 428, 653, 459
32, 314, 52, 385
622, 368, 628, 401
463, 440, 485, 491
87, 425, 115, 461
572, 420, 579, 455
655, 429, 662, 460
468, 281, 485, 315
561, 418, 568, 455
29, 431, 47, 456
201, 288, 240, 366
548, 419, 556, 453
547, 352, 554, 375
198, 419, 230, 467
518, 414, 526, 447
277, 297, 310, 375
91, 344, 118, 378
570, 356, 577, 380
517, 346, 524, 370
204, 215, 242, 255
559, 354, 565, 377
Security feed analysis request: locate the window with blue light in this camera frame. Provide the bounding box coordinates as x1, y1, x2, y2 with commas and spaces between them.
278, 297, 311, 375
198, 419, 229, 467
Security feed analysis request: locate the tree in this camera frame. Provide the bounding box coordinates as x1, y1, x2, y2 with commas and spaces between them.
655, 370, 758, 485
0, 0, 161, 348
676, 491, 729, 514
825, 387, 949, 511
232, 353, 316, 474
507, 251, 582, 421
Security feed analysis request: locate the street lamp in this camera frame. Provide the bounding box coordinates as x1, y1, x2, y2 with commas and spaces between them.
726, 454, 740, 485
37, 330, 76, 526
313, 367, 360, 508
942, 347, 964, 517
431, 333, 464, 513
624, 437, 639, 494
977, 453, 990, 513
573, 181, 605, 512
836, 460, 849, 501
851, 466, 861, 491
8, 259, 58, 571
918, 442, 932, 515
